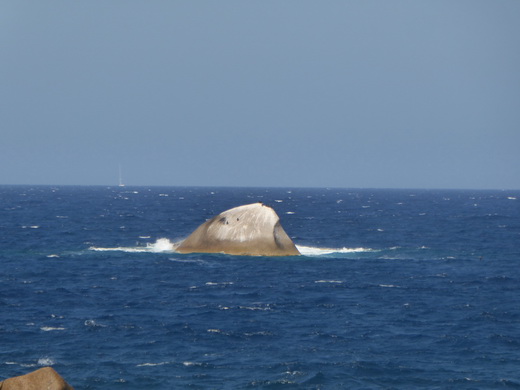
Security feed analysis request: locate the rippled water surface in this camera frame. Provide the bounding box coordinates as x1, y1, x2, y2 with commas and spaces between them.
1, 186, 519, 388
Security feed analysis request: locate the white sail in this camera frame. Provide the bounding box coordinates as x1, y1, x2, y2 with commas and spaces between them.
118, 164, 125, 187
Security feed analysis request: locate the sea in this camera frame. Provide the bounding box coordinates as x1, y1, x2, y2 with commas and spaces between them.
1, 185, 519, 389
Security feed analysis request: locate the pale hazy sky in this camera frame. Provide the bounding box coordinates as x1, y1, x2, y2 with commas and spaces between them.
1, 1, 519, 189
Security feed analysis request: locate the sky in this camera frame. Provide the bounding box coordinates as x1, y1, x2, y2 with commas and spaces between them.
1, 1, 519, 189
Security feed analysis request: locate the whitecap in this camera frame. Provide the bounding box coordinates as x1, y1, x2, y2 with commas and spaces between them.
40, 327, 65, 331
136, 362, 170, 367
183, 361, 203, 367
84, 319, 105, 328
315, 280, 343, 284
205, 282, 233, 286
285, 370, 304, 376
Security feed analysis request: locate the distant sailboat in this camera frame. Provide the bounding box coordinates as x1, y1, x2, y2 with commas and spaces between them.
118, 165, 125, 187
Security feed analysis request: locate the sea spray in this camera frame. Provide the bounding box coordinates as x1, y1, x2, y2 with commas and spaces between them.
89, 238, 178, 253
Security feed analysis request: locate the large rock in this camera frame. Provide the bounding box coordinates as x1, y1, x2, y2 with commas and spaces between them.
0, 367, 74, 390
176, 203, 300, 256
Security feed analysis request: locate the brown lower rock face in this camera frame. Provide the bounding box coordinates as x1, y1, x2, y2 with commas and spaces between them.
0, 367, 74, 390
176, 203, 300, 256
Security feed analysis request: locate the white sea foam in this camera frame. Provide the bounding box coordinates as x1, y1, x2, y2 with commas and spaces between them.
148, 238, 176, 252
40, 326, 65, 331
90, 240, 373, 258
296, 245, 373, 256
183, 361, 203, 367
37, 357, 55, 366
136, 361, 170, 367
89, 238, 178, 253
84, 319, 106, 328
205, 281, 233, 286
315, 280, 344, 284
89, 246, 141, 252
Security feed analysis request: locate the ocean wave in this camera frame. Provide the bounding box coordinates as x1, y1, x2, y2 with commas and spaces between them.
183, 361, 204, 367
136, 361, 171, 367
40, 326, 66, 331
296, 245, 374, 256
314, 280, 344, 284
89, 238, 178, 253
84, 319, 106, 328
205, 281, 234, 286
168, 257, 208, 265
38, 357, 56, 366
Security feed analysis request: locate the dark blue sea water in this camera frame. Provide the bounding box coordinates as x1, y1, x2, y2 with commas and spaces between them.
1, 186, 519, 389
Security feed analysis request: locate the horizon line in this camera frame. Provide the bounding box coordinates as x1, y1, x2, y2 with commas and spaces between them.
0, 183, 518, 192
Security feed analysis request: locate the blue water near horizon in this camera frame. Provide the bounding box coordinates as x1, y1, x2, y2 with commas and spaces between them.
1, 186, 519, 389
